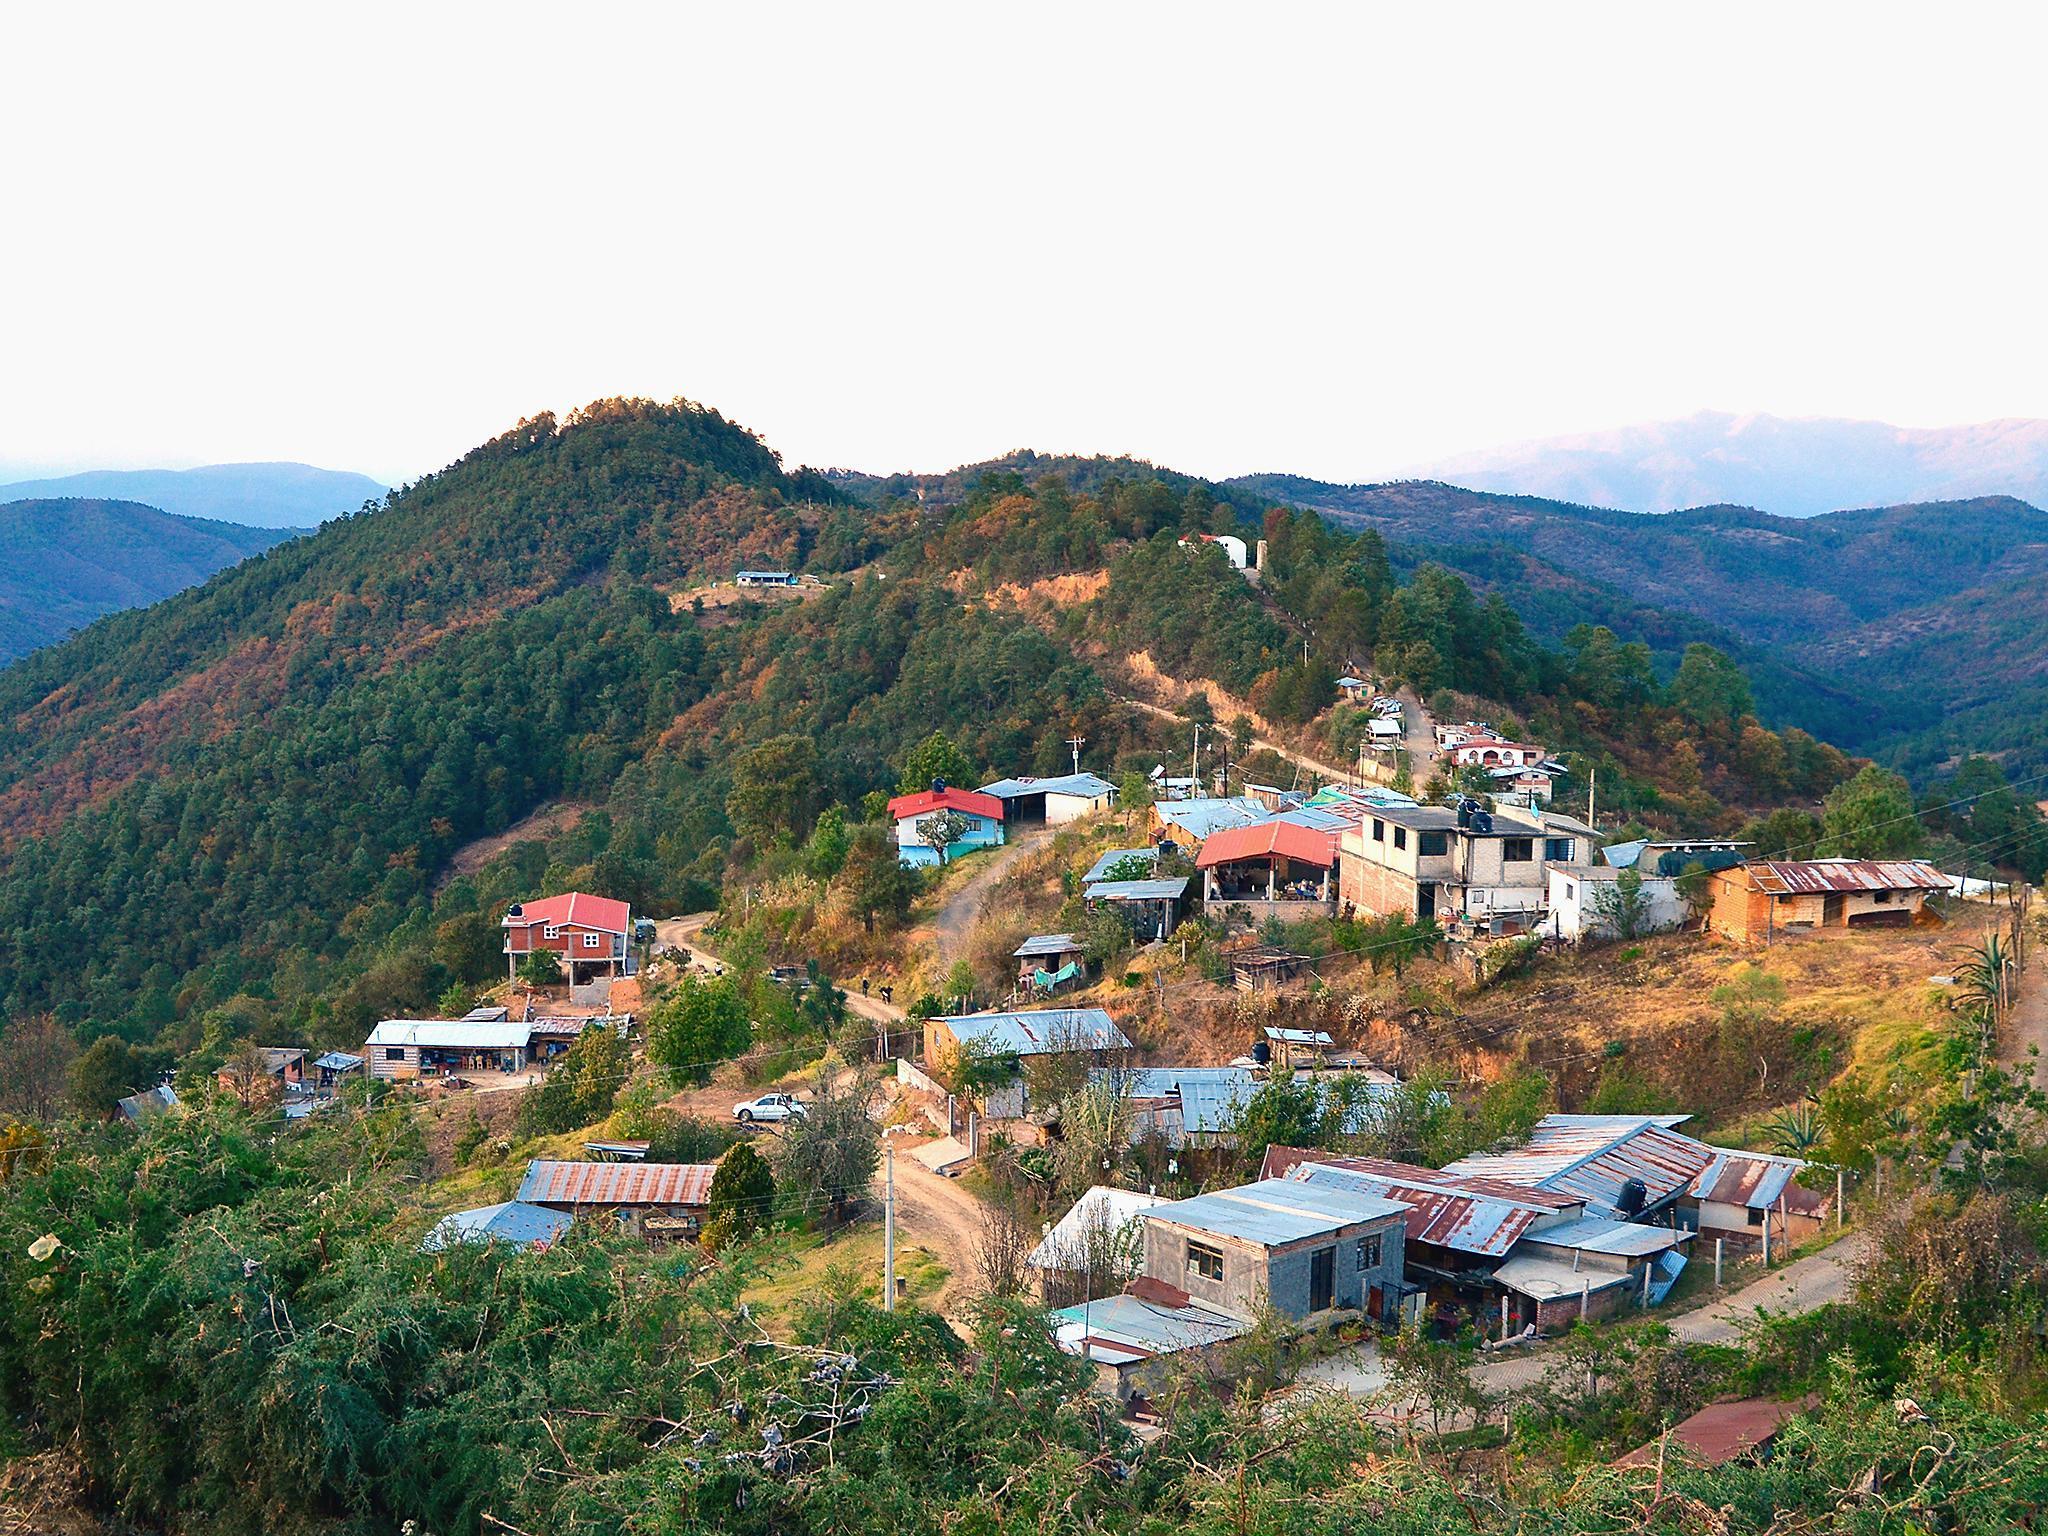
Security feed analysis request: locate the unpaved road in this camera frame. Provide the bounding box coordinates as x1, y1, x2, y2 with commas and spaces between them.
1301, 1229, 1867, 1412
933, 827, 1053, 966
1115, 692, 1354, 787
2002, 934, 2048, 1069
887, 1144, 986, 1323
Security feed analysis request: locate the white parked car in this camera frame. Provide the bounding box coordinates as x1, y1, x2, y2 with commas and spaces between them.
733, 1092, 807, 1125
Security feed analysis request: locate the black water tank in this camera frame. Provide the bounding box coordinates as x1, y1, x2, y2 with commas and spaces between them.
1456, 800, 1472, 828
932, 778, 948, 793
1251, 1039, 1272, 1066
507, 902, 523, 918
1473, 811, 1493, 834
1616, 1176, 1648, 1217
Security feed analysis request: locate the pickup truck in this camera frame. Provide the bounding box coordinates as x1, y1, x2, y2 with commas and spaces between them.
732, 1092, 807, 1125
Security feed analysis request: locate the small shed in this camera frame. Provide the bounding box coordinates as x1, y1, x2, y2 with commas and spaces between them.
1083, 875, 1191, 941
1014, 932, 1087, 991
1230, 945, 1310, 992
1615, 1396, 1820, 1469
516, 1159, 720, 1238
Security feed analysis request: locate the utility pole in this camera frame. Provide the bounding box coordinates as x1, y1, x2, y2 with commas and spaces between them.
1191, 724, 1202, 797
883, 1137, 896, 1313
1066, 734, 1086, 775
1587, 764, 1597, 829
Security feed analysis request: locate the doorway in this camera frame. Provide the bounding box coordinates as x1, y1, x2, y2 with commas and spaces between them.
1418, 885, 1436, 920
1309, 1246, 1335, 1312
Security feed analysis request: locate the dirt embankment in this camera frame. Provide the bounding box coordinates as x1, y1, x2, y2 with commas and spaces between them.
437, 800, 593, 889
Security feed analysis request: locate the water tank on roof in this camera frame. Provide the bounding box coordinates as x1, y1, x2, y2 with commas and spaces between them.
1473, 811, 1493, 834
1616, 1176, 1648, 1217
1250, 1039, 1272, 1066
932, 778, 947, 793
1456, 800, 1473, 828
507, 902, 523, 918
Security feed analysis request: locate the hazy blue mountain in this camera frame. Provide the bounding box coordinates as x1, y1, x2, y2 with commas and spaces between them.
1403, 411, 2048, 518
0, 498, 293, 663
0, 461, 386, 528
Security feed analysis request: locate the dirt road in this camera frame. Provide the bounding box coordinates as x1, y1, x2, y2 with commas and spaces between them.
1114, 692, 1355, 787
1300, 1229, 1867, 1411
2002, 932, 2048, 1068
886, 1143, 986, 1323
932, 828, 1052, 967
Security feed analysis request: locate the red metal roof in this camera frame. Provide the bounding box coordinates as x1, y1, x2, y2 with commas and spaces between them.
516, 1160, 717, 1207
505, 891, 632, 933
1195, 819, 1337, 870
887, 787, 1004, 822
1614, 1395, 1818, 1468
1743, 859, 1949, 896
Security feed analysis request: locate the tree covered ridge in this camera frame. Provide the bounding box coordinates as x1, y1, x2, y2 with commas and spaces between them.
0, 398, 2010, 1064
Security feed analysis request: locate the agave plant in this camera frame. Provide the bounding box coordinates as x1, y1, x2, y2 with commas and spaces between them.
1953, 933, 2012, 1020
1763, 1101, 1823, 1156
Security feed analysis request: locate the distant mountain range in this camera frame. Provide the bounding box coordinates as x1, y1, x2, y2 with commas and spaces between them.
0, 461, 387, 529
1403, 411, 2048, 518
0, 499, 294, 664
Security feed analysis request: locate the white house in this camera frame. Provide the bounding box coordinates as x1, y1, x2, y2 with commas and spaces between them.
977, 772, 1117, 827
1447, 737, 1546, 770
1178, 533, 1249, 569
1544, 863, 1690, 941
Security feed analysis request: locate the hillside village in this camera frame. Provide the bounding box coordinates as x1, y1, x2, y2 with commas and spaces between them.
1, 416, 2044, 1535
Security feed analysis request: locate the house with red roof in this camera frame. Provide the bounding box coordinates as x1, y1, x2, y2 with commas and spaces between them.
1195, 818, 1337, 915
503, 891, 634, 985
887, 782, 1005, 868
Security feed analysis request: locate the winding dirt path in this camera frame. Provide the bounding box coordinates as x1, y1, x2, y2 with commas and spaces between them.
932, 828, 1053, 966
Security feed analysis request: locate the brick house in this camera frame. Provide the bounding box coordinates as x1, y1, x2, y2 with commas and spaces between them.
503, 892, 634, 985
1703, 859, 1949, 943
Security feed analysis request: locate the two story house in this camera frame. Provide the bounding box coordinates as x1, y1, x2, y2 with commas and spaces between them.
1338, 803, 1591, 928
503, 892, 634, 985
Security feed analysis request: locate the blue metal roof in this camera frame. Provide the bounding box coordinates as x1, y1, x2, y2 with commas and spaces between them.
1084, 876, 1190, 901
1153, 797, 1265, 837
313, 1051, 364, 1071
978, 772, 1117, 800
1083, 847, 1159, 883
939, 1008, 1131, 1055
1050, 1292, 1252, 1362
1147, 1177, 1409, 1247
421, 1201, 573, 1252
1116, 1066, 1262, 1133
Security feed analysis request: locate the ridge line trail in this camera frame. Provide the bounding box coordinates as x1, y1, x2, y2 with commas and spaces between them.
1114, 686, 1438, 789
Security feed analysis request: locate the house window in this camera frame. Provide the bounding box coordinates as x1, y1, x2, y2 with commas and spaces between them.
1564, 882, 1576, 901
544, 924, 561, 940
1873, 890, 1892, 904
384, 1047, 406, 1062
1371, 819, 1384, 843
1393, 827, 1407, 851
1355, 1233, 1382, 1271
1746, 1206, 1765, 1227
1187, 1240, 1224, 1283
1418, 831, 1447, 857
583, 933, 602, 949
1502, 838, 1533, 862
1545, 837, 1574, 862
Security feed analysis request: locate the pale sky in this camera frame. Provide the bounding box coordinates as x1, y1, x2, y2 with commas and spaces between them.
6, 3, 2046, 487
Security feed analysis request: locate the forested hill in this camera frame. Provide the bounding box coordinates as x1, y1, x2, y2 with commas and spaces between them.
1234, 474, 2048, 770
0, 498, 292, 663
0, 397, 1989, 1075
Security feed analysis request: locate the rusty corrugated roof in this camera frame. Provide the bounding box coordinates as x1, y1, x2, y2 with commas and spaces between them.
1441, 1115, 1715, 1218
517, 1159, 718, 1208
1614, 1395, 1819, 1468
1745, 859, 1949, 896
1262, 1148, 1582, 1257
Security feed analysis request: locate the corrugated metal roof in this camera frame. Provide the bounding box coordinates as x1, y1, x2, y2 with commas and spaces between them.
1050, 1292, 1252, 1361
422, 1201, 574, 1252
1744, 858, 1949, 895
1083, 847, 1158, 883
1520, 1216, 1691, 1257
1195, 819, 1337, 869
1270, 1153, 1579, 1257
1263, 1026, 1334, 1046
1153, 797, 1266, 837
312, 1051, 364, 1071
1614, 1395, 1819, 1469
1084, 877, 1190, 901
365, 1019, 533, 1050
517, 1160, 718, 1207
1026, 1186, 1167, 1270
1013, 932, 1083, 958
1441, 1114, 1714, 1218
978, 773, 1117, 800
1114, 1066, 1262, 1133
1690, 1147, 1809, 1211
1147, 1177, 1409, 1248
939, 1008, 1132, 1056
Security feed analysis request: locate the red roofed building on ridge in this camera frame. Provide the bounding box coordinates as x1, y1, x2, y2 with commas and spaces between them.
503, 891, 634, 985
886, 782, 1005, 868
